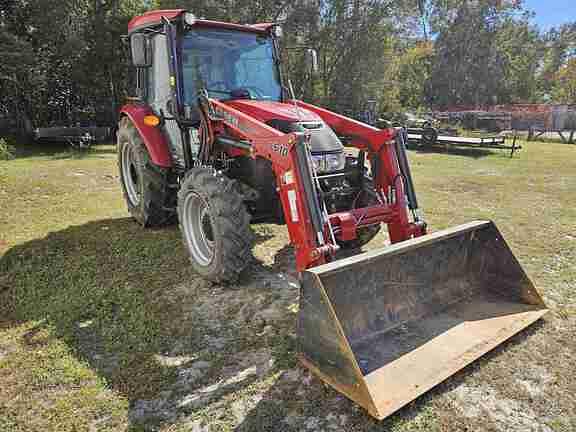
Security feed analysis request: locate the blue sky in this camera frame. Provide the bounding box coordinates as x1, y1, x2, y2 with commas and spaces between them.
523, 0, 575, 30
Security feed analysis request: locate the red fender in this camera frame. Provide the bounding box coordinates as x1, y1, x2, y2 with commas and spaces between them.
120, 104, 172, 168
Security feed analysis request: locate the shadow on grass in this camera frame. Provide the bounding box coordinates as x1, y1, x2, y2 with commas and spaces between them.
0, 217, 298, 431
265, 238, 368, 276
407, 143, 495, 159
0, 217, 549, 431
9, 142, 116, 160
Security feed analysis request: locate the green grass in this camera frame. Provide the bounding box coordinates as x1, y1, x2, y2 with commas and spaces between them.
0, 141, 575, 431
0, 138, 16, 161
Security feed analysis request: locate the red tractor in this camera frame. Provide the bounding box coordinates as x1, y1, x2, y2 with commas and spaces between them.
118, 10, 547, 421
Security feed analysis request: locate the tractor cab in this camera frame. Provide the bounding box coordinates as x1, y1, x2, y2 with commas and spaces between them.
128, 11, 284, 115
180, 27, 282, 104
128, 10, 343, 173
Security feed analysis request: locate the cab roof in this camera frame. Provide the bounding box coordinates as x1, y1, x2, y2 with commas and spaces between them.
128, 9, 274, 35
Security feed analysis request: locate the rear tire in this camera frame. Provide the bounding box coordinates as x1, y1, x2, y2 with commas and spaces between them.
178, 168, 254, 283
421, 127, 438, 147
117, 117, 173, 227
337, 180, 382, 250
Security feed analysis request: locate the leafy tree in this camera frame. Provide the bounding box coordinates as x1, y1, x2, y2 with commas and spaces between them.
495, 13, 542, 103
427, 0, 523, 108
0, 0, 151, 130
4, 0, 574, 135
416, 0, 434, 40
539, 23, 576, 101
385, 41, 434, 110
156, 0, 289, 23
0, 0, 37, 133
551, 58, 576, 104
311, 0, 397, 112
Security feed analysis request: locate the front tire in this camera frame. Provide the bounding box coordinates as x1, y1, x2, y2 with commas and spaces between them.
178, 168, 254, 283
117, 117, 173, 227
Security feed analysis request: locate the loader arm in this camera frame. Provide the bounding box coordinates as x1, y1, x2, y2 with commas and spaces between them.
293, 100, 426, 243
208, 99, 334, 270
207, 99, 425, 270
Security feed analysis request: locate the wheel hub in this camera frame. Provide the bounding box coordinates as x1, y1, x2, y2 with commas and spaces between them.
183, 192, 215, 267
121, 144, 140, 206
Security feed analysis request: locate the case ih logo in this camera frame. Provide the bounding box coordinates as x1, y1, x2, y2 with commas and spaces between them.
215, 107, 240, 129
214, 107, 257, 134
272, 143, 289, 156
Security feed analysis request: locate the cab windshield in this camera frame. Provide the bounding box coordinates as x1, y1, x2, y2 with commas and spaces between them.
182, 28, 282, 103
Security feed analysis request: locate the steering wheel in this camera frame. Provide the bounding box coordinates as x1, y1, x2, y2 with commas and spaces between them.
207, 81, 229, 91
204, 81, 232, 98
241, 86, 267, 100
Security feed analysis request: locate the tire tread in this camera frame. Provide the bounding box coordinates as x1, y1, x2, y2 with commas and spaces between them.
178, 168, 254, 283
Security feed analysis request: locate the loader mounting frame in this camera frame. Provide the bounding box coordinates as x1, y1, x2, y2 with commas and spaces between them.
201, 98, 426, 270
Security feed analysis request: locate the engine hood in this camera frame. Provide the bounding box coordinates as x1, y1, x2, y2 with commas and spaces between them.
224, 100, 343, 154
224, 100, 323, 123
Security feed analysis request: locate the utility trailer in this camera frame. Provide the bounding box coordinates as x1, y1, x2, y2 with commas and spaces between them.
528, 127, 576, 144
407, 128, 521, 157
34, 126, 112, 148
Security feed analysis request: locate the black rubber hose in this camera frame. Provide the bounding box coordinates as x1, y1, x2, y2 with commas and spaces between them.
294, 134, 325, 245
394, 128, 419, 211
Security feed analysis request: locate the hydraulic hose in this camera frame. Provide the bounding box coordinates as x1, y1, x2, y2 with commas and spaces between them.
394, 128, 419, 212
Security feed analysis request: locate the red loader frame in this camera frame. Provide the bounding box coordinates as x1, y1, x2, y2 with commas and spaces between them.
121, 98, 426, 271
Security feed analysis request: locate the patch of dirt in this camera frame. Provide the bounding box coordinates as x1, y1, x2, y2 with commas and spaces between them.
153, 354, 197, 368
163, 267, 300, 342
473, 169, 503, 177
127, 255, 300, 429
129, 348, 275, 425
449, 384, 554, 432
73, 319, 119, 375
516, 365, 554, 398
0, 343, 16, 361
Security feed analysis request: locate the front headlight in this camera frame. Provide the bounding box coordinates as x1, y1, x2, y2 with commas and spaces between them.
184, 12, 197, 26
311, 152, 346, 173
311, 154, 324, 172
325, 153, 346, 172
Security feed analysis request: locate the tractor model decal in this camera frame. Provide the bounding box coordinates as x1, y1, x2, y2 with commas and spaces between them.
272, 142, 289, 157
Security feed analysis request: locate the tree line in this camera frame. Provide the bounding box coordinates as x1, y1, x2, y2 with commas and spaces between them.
1, 0, 575, 135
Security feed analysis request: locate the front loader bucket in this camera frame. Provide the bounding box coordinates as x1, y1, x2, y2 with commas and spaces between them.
298, 220, 547, 420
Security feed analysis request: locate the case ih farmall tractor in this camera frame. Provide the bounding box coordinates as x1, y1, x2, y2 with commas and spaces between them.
118, 9, 547, 420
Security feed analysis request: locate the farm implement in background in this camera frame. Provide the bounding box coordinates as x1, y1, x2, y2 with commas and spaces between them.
406, 127, 522, 157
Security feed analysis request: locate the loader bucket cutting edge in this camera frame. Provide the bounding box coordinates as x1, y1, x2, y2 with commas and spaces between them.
297, 220, 548, 420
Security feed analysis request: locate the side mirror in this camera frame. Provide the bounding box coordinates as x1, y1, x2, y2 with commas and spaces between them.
305, 48, 318, 75
131, 33, 151, 67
